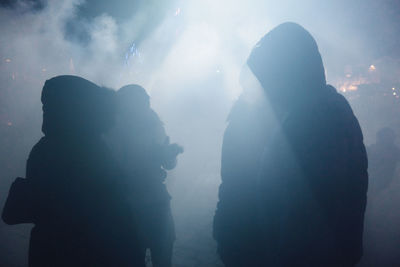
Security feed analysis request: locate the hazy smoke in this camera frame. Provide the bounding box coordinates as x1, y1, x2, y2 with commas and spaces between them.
1, 0, 400, 266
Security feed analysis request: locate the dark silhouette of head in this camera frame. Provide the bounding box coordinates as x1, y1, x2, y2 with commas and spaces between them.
376, 127, 396, 146
247, 22, 326, 111
116, 84, 150, 115
41, 75, 116, 137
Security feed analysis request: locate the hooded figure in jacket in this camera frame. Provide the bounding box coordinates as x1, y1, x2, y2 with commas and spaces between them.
248, 22, 368, 266
106, 84, 183, 267
2, 76, 141, 267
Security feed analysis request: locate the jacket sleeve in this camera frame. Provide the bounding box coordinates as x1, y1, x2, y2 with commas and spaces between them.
2, 139, 45, 225
2, 177, 35, 225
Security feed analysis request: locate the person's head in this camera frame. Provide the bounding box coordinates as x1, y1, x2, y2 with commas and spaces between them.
376, 127, 396, 146
41, 75, 116, 138
116, 84, 150, 115
247, 22, 326, 111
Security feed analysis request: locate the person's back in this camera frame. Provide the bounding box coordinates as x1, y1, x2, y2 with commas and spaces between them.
258, 86, 367, 266
106, 84, 182, 267
26, 136, 134, 266
2, 76, 139, 267
247, 23, 368, 266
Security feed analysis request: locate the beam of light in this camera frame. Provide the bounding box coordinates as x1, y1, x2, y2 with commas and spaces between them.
69, 58, 75, 74
174, 7, 181, 17
124, 42, 140, 66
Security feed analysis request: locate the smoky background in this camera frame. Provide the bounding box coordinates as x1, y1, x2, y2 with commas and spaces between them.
1, 0, 400, 266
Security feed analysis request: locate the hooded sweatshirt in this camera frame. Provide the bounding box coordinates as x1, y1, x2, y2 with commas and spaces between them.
248, 22, 368, 266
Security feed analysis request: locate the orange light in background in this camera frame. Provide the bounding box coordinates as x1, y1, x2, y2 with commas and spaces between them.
369, 64, 376, 71
338, 78, 367, 92
7, 122, 12, 126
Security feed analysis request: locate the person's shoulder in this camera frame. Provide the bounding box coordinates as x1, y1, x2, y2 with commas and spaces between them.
312, 85, 360, 135
26, 137, 49, 178
28, 137, 48, 158
284, 86, 354, 138
228, 93, 258, 122
147, 109, 168, 142
324, 85, 354, 117
147, 109, 165, 133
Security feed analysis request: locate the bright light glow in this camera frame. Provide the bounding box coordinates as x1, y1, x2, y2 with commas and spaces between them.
369, 64, 376, 71
338, 78, 368, 92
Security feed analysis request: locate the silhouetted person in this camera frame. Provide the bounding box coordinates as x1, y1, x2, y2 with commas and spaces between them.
213, 65, 275, 266
367, 127, 400, 194
361, 127, 400, 266
106, 84, 183, 267
247, 22, 367, 266
2, 76, 140, 267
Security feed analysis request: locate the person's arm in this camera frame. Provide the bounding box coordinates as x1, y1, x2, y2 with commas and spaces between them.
162, 139, 183, 170
2, 139, 45, 225
2, 177, 35, 225
153, 119, 183, 171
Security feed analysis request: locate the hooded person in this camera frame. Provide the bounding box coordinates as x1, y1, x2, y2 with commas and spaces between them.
367, 127, 400, 195
246, 22, 368, 266
361, 128, 400, 266
105, 84, 183, 267
2, 75, 141, 267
